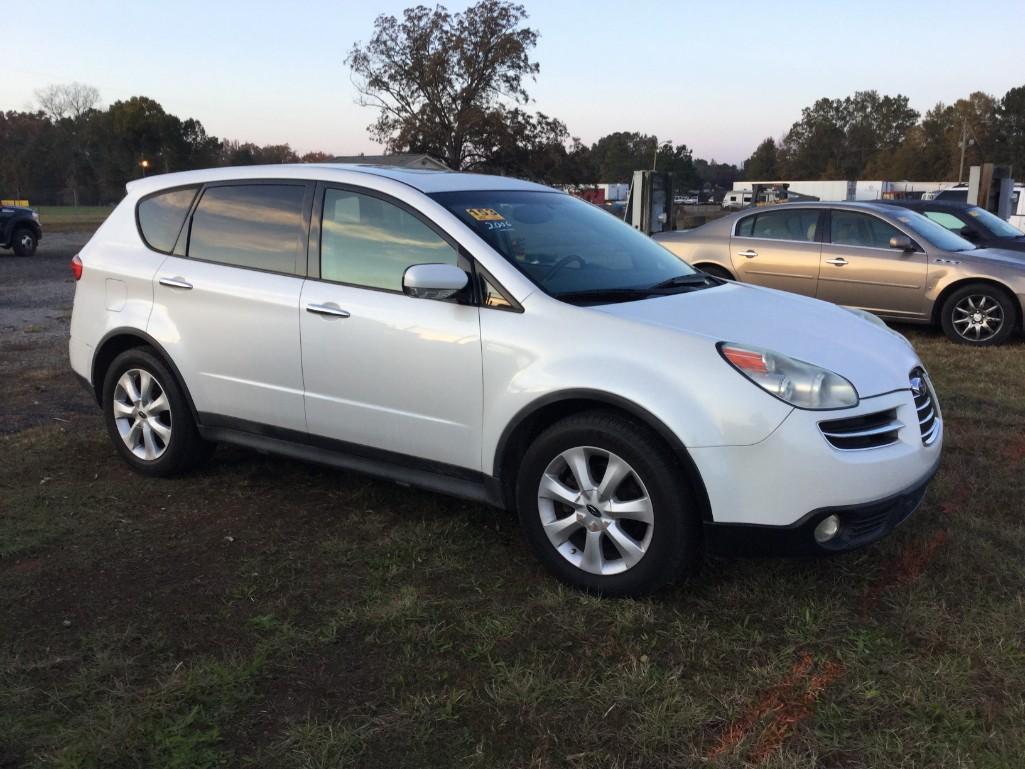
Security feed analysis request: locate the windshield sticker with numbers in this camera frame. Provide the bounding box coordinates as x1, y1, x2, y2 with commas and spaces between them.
467, 208, 505, 222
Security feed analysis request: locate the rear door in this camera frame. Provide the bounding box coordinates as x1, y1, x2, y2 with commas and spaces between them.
816, 209, 928, 320
148, 181, 313, 432
730, 207, 823, 296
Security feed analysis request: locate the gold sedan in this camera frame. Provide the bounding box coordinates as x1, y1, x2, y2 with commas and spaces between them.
654, 201, 1025, 345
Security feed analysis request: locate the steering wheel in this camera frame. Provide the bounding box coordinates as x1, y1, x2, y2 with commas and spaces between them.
541, 254, 586, 283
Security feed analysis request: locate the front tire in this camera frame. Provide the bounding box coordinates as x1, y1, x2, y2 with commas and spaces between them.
12, 228, 37, 256
516, 410, 700, 596
939, 282, 1017, 346
102, 347, 212, 476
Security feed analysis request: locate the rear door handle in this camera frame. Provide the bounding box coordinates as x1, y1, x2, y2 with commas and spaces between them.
306, 302, 350, 318
158, 277, 193, 289
825, 257, 849, 267
737, 249, 758, 258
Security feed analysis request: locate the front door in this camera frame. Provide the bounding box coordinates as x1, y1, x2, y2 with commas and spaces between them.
730, 207, 823, 296
149, 181, 312, 432
299, 185, 483, 471
816, 209, 928, 320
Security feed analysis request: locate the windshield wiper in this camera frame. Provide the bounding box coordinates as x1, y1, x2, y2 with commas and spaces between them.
552, 287, 659, 304
649, 273, 718, 290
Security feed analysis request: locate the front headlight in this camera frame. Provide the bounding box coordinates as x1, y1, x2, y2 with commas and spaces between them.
718, 342, 859, 410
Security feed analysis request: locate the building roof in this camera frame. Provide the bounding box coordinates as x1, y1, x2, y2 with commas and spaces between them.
330, 153, 451, 171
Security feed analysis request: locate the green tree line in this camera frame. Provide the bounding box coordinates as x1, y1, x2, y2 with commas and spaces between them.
744, 86, 1025, 181
0, 88, 335, 205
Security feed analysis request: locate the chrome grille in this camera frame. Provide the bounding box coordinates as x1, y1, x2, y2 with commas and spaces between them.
910, 368, 940, 445
819, 408, 902, 450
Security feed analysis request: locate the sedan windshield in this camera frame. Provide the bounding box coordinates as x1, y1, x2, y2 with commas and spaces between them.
890, 209, 976, 252
431, 190, 703, 302
967, 206, 1025, 238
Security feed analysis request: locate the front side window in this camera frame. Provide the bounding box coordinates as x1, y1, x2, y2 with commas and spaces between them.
188, 184, 306, 273
320, 188, 457, 291
137, 186, 198, 253
748, 209, 818, 242
830, 211, 902, 249
431, 190, 699, 299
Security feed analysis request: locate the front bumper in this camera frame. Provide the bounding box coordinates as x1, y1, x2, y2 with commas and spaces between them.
703, 458, 939, 556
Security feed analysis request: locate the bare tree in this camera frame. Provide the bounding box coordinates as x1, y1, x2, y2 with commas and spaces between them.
35, 82, 101, 121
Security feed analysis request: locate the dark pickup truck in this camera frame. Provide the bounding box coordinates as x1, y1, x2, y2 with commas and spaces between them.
1, 205, 42, 256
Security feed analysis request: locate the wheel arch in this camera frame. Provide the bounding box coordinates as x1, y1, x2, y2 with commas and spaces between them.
91, 328, 200, 421
931, 276, 1023, 329
492, 389, 712, 521
694, 261, 735, 279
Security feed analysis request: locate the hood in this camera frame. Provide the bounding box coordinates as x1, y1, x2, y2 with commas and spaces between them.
592, 282, 920, 398
957, 246, 1025, 265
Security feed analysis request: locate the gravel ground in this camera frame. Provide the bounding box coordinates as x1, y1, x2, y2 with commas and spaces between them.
0, 230, 97, 433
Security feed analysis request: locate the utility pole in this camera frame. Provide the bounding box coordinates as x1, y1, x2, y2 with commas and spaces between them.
652, 136, 658, 171
958, 118, 967, 183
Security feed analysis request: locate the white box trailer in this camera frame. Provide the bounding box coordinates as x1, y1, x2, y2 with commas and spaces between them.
734, 180, 854, 201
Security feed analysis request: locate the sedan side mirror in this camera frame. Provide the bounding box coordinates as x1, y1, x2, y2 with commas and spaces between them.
889, 235, 915, 251
402, 263, 468, 301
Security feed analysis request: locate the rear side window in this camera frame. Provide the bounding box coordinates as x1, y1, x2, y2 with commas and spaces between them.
749, 209, 818, 242
319, 188, 457, 291
188, 184, 306, 273
735, 215, 755, 237
137, 187, 198, 253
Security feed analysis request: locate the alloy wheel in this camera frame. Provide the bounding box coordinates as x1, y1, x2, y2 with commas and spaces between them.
952, 294, 1003, 341
537, 446, 654, 576
112, 368, 172, 460
19, 233, 34, 251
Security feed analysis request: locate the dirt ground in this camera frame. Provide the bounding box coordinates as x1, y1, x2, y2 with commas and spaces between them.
2, 234, 1025, 768
1, 232, 96, 433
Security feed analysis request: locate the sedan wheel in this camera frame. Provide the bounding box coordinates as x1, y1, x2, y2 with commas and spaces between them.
537, 446, 654, 576
940, 283, 1017, 346
951, 294, 1003, 342
112, 368, 173, 460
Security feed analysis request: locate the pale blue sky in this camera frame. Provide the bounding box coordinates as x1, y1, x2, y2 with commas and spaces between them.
4, 0, 1023, 163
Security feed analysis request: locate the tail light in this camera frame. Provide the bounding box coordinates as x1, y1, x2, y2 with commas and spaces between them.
71, 254, 83, 281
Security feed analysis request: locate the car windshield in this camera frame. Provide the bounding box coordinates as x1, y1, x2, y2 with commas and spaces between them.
967, 206, 1024, 238
889, 209, 976, 252
431, 190, 703, 302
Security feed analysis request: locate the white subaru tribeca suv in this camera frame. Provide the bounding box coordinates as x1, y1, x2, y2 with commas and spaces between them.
69, 165, 942, 595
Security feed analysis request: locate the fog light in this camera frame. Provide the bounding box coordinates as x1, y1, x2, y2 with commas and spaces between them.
814, 514, 841, 544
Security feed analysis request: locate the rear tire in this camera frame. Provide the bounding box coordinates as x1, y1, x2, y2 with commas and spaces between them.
12, 228, 37, 256
697, 264, 733, 280
939, 282, 1017, 346
102, 347, 212, 477
516, 410, 700, 596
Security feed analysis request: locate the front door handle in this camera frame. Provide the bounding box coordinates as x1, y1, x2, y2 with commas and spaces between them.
825, 257, 849, 267
738, 249, 758, 258
158, 277, 193, 289
306, 302, 351, 318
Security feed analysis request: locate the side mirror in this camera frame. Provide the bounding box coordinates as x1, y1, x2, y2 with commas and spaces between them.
402, 263, 468, 301
889, 235, 914, 251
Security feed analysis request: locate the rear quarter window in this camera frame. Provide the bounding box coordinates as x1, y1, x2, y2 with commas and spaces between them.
136, 187, 199, 253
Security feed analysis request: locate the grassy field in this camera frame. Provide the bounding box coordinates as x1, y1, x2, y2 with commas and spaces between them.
35, 206, 113, 232
2, 328, 1024, 768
